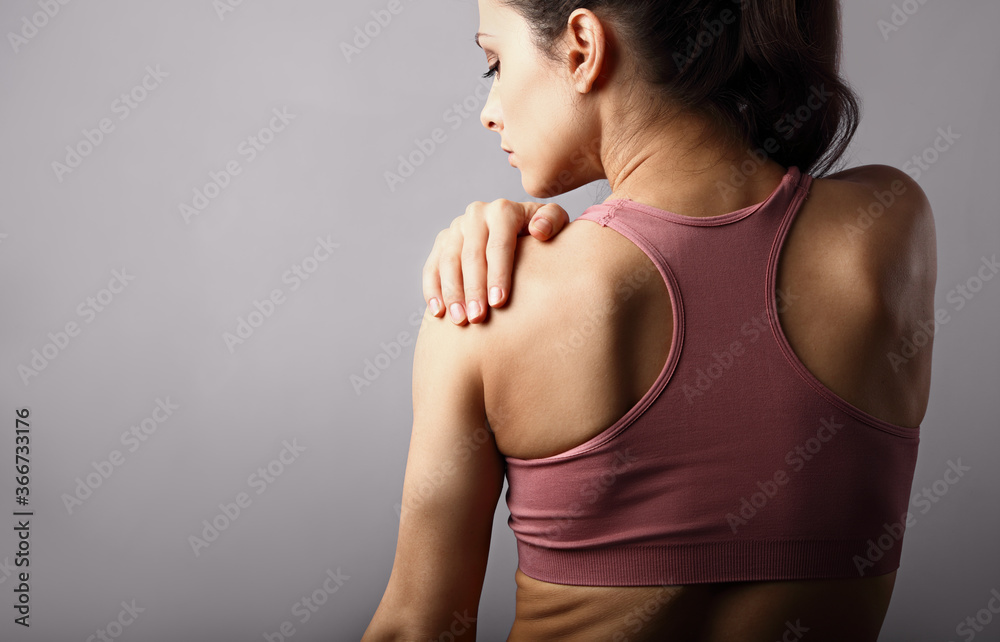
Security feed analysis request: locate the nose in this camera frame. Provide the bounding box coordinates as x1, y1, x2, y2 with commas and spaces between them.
480, 79, 502, 131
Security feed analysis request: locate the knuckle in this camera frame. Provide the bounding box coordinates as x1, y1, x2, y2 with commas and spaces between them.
492, 203, 522, 226
485, 237, 515, 253
438, 252, 461, 272
442, 231, 464, 255
489, 198, 517, 217
461, 241, 484, 260
441, 282, 463, 302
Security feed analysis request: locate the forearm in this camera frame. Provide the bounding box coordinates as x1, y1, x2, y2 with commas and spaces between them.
360, 605, 406, 642
362, 597, 479, 642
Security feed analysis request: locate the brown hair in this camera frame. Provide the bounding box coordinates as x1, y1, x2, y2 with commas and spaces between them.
501, 0, 861, 176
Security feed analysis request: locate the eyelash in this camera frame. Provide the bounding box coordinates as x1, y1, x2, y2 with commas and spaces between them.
482, 61, 500, 79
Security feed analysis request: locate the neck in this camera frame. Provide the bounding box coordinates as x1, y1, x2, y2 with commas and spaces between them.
599, 105, 789, 218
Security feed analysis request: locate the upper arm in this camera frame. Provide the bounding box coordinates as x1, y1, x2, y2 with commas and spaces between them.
825, 164, 938, 424
365, 308, 505, 640
837, 164, 937, 322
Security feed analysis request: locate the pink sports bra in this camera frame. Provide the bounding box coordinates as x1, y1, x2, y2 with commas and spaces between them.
502, 166, 920, 586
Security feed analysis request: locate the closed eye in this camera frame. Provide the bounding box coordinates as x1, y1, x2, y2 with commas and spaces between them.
482, 60, 500, 79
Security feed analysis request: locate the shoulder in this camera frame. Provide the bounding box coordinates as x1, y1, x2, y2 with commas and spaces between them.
475, 218, 619, 364
816, 163, 935, 249
812, 164, 934, 248
412, 222, 608, 402
806, 164, 937, 314
483, 217, 647, 345
413, 303, 486, 397
413, 220, 610, 389
786, 164, 937, 425
471, 218, 649, 450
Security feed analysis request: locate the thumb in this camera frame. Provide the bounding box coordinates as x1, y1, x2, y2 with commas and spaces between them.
522, 202, 569, 240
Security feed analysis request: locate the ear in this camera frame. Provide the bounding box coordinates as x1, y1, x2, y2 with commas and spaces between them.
563, 8, 607, 94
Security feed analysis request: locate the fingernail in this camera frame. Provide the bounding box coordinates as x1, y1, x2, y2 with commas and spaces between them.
489, 287, 502, 306
429, 298, 441, 315
450, 302, 465, 323
532, 219, 552, 237
467, 300, 481, 320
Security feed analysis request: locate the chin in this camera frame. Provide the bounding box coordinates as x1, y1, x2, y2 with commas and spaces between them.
522, 169, 572, 199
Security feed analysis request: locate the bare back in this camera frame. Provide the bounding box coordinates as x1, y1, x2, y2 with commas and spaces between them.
475, 164, 936, 641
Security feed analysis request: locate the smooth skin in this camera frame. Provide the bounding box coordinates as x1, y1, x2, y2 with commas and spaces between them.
366, 1, 936, 639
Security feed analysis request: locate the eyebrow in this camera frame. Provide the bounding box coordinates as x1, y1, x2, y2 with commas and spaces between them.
474, 32, 493, 48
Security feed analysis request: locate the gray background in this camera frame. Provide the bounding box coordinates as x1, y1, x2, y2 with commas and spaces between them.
0, 1, 997, 640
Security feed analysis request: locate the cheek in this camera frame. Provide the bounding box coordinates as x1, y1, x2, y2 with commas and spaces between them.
502, 64, 564, 136
496, 61, 588, 195
520, 113, 586, 196
503, 81, 573, 161
522, 141, 586, 198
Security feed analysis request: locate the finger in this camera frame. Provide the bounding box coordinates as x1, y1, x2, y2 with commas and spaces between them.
526, 202, 570, 241
459, 206, 493, 324
421, 231, 447, 317
440, 214, 469, 325
481, 200, 524, 310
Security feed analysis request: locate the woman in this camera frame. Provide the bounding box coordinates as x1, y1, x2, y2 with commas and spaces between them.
364, 0, 936, 640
